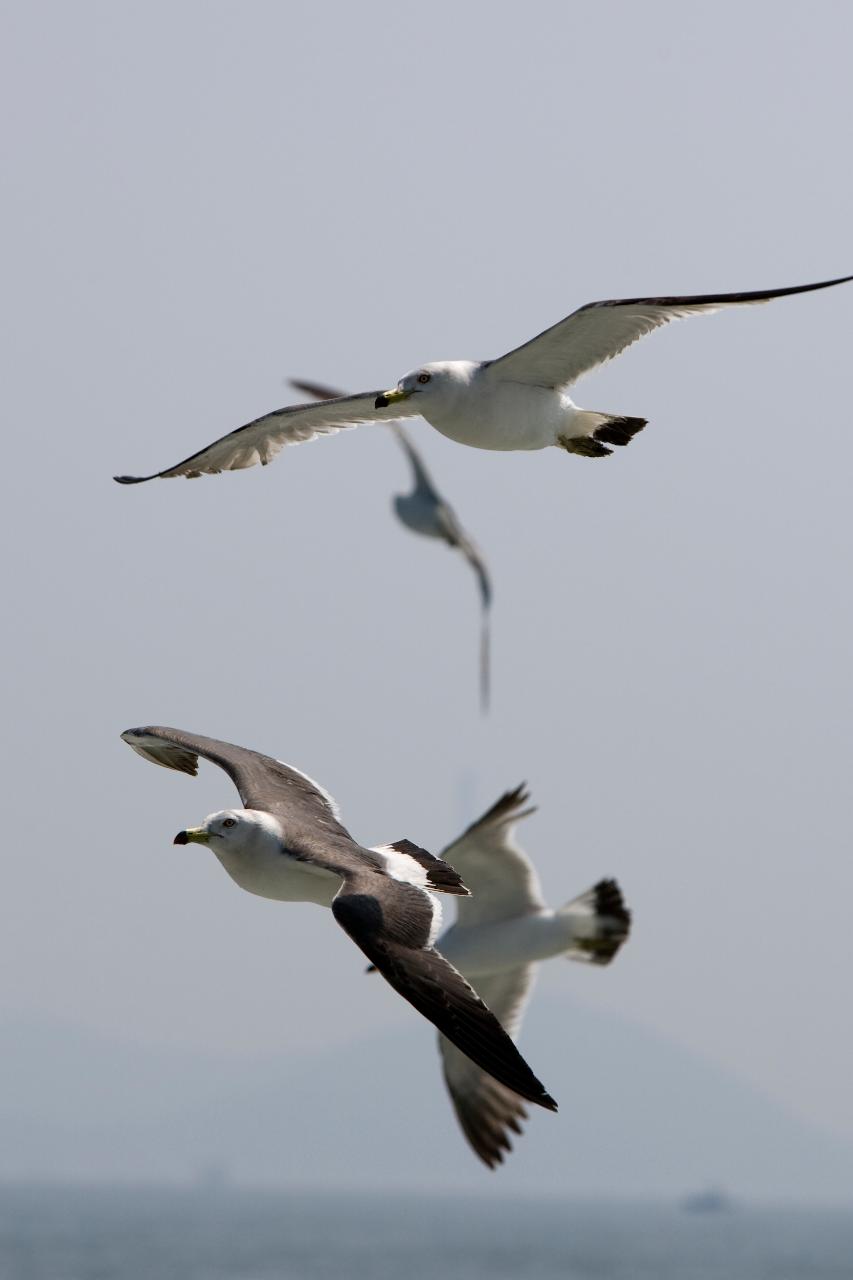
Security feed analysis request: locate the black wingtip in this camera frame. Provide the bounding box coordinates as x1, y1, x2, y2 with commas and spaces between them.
471, 785, 536, 829
540, 1093, 559, 1113
387, 838, 471, 896
113, 474, 148, 485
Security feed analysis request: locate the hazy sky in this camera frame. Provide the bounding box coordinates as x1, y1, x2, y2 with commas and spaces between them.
2, 0, 853, 1178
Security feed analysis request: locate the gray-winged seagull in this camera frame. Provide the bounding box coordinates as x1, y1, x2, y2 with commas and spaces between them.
120, 726, 558, 1115
430, 785, 630, 1168
115, 274, 852, 483
290, 377, 493, 712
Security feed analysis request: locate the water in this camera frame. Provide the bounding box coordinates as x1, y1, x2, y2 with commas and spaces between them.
0, 1187, 850, 1280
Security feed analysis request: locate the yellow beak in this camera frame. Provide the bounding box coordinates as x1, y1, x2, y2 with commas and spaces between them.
374, 387, 413, 409
174, 826, 209, 846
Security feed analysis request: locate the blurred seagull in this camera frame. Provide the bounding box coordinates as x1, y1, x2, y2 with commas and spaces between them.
290, 377, 493, 712
431, 785, 631, 1168
115, 274, 852, 483
120, 726, 558, 1116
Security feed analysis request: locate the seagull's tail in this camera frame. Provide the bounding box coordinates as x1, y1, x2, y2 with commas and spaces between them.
558, 878, 632, 965
561, 412, 647, 458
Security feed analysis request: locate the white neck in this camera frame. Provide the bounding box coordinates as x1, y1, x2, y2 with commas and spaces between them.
210, 811, 341, 906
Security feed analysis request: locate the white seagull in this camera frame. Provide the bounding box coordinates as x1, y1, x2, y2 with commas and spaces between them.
290, 377, 493, 712
120, 726, 558, 1116
429, 785, 631, 1168
115, 274, 852, 483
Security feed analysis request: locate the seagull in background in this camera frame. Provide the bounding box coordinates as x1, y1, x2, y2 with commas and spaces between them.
115, 274, 853, 483
120, 726, 558, 1119
430, 785, 631, 1168
290, 378, 493, 712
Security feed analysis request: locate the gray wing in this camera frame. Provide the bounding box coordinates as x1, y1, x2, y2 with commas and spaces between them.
122, 726, 481, 885
428, 500, 491, 712
432, 501, 492, 609
438, 966, 536, 1168
389, 423, 442, 501
484, 274, 853, 391
291, 378, 493, 709
440, 786, 545, 925
332, 878, 555, 1113
478, 604, 490, 714
114, 391, 421, 484
120, 725, 351, 840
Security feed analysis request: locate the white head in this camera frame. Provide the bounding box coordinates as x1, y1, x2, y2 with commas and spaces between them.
173, 808, 283, 858
172, 807, 338, 905
374, 361, 477, 411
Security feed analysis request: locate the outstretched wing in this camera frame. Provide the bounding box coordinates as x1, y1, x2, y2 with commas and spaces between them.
438, 965, 536, 1168
120, 725, 350, 840
114, 391, 421, 484
333, 880, 556, 1113
484, 274, 853, 390
440, 786, 544, 925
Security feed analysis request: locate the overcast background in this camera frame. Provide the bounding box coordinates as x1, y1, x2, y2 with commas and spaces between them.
2, 0, 852, 1198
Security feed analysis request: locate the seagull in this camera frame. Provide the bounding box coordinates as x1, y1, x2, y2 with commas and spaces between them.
119, 725, 558, 1116
427, 785, 631, 1168
290, 377, 493, 712
114, 274, 852, 483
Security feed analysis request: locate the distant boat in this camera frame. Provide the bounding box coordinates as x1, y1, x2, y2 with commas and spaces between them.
681, 1188, 734, 1214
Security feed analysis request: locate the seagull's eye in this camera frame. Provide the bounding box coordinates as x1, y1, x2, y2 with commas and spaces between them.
417, 373, 431, 385
222, 818, 236, 829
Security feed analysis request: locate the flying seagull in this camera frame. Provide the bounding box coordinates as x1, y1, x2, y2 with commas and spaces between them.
430, 786, 631, 1168
120, 725, 558, 1116
114, 274, 852, 483
290, 377, 493, 712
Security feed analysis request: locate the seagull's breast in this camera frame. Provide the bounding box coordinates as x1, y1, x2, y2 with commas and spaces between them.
423, 378, 566, 452
213, 841, 341, 907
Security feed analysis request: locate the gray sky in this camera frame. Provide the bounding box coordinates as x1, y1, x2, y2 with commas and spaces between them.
2, 0, 853, 1178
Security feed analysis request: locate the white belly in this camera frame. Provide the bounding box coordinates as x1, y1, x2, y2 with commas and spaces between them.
214, 845, 341, 906
424, 381, 570, 452
439, 911, 573, 977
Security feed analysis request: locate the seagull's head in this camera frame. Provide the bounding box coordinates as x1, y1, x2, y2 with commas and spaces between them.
174, 808, 281, 856
173, 808, 314, 901
375, 361, 475, 410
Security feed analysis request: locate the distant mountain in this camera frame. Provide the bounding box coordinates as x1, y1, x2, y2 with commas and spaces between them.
4, 1004, 853, 1200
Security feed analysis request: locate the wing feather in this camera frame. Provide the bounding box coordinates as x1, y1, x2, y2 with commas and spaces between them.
114, 391, 420, 483
119, 725, 351, 839
484, 274, 853, 390
440, 786, 544, 924
333, 883, 555, 1112
438, 966, 536, 1167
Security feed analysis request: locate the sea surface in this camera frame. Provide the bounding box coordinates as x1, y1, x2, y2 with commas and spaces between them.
0, 1186, 851, 1280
